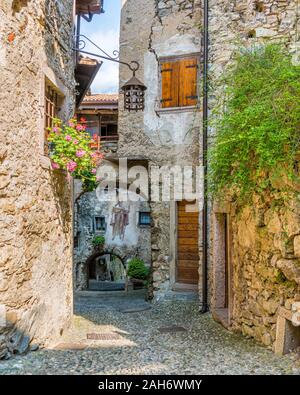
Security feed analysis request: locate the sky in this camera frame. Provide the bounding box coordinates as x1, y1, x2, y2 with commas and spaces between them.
80, 0, 121, 94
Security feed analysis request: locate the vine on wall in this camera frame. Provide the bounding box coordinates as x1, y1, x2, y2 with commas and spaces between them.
209, 44, 300, 204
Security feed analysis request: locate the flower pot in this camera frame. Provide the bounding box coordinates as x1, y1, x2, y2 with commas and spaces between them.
130, 278, 145, 289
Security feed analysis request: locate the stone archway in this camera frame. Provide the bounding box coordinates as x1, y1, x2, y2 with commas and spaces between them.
83, 248, 130, 291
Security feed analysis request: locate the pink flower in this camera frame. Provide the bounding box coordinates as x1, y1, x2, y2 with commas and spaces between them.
96, 176, 101, 182
91, 168, 97, 174
76, 124, 84, 131
51, 162, 60, 170
65, 135, 72, 142
66, 161, 77, 173
68, 121, 75, 128
73, 139, 79, 145
76, 149, 86, 158
52, 127, 59, 133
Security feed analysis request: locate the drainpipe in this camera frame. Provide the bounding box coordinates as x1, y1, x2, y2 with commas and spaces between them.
200, 0, 209, 314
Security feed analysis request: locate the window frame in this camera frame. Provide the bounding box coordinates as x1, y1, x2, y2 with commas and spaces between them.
138, 212, 151, 227
94, 215, 106, 232
44, 79, 64, 154
77, 113, 119, 144
158, 53, 201, 113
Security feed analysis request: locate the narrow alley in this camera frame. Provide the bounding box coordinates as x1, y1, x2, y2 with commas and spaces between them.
1, 293, 299, 375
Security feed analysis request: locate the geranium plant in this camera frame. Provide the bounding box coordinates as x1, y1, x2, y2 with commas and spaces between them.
47, 118, 103, 192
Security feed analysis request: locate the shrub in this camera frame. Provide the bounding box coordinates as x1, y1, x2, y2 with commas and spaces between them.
127, 258, 150, 280
209, 44, 300, 203
92, 235, 105, 248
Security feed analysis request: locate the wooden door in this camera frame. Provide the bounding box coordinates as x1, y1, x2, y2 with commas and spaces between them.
177, 201, 199, 284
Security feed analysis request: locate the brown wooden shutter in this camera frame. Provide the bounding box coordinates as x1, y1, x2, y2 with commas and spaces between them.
161, 61, 179, 108
179, 58, 198, 107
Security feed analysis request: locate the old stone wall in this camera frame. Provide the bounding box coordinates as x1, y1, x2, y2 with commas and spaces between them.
119, 0, 202, 300
0, 0, 75, 358
209, 0, 300, 349
229, 197, 300, 348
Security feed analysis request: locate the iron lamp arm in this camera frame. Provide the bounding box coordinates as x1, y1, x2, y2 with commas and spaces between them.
73, 34, 140, 74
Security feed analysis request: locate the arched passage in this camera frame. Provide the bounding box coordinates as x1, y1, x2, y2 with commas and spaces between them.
85, 250, 127, 291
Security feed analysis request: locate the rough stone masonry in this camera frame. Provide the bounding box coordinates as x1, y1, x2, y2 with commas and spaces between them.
209, 0, 300, 351
0, 0, 75, 359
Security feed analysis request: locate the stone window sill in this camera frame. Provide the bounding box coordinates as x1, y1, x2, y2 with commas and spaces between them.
155, 105, 200, 115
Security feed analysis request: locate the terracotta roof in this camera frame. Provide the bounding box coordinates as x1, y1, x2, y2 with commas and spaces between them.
83, 93, 119, 104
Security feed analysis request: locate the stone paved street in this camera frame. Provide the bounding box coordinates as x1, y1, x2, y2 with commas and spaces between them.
0, 292, 299, 375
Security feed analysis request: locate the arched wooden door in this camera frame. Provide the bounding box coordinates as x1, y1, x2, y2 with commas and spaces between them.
176, 200, 199, 284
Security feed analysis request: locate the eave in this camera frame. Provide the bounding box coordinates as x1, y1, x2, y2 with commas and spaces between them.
76, 0, 104, 15
75, 57, 102, 107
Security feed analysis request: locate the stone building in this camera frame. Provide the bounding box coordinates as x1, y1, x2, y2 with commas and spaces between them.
0, 0, 102, 359
119, 0, 203, 300
74, 94, 152, 291
119, 0, 300, 353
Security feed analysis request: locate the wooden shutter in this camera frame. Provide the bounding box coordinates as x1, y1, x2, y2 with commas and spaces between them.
161, 61, 179, 108
179, 58, 198, 107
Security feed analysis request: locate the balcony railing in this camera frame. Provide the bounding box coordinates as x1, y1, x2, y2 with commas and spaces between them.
90, 135, 118, 149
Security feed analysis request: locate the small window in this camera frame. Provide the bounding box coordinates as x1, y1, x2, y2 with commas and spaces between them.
139, 212, 151, 226
94, 216, 106, 231
160, 56, 199, 109
100, 124, 118, 142
44, 81, 63, 151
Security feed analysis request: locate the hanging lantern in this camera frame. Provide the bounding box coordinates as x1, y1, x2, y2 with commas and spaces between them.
121, 75, 147, 112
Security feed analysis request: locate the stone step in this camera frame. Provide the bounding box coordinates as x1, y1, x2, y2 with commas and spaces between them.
88, 280, 125, 292
163, 290, 199, 302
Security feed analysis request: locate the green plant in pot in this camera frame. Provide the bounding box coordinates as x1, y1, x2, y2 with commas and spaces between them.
127, 258, 150, 288
92, 235, 105, 249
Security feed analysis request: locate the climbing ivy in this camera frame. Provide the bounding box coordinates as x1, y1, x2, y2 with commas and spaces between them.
209, 44, 300, 203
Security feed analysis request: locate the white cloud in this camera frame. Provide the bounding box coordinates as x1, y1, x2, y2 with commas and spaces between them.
82, 29, 120, 93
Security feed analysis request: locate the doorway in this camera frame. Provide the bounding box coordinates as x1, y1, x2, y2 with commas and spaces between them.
176, 200, 199, 286
213, 212, 232, 327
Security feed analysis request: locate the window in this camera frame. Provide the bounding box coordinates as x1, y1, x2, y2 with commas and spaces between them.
44, 81, 63, 152
160, 56, 199, 109
78, 114, 118, 145
100, 124, 118, 141
139, 212, 151, 226
45, 84, 60, 131
94, 216, 106, 232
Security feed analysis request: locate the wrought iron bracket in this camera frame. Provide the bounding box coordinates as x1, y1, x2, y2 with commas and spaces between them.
73, 34, 140, 75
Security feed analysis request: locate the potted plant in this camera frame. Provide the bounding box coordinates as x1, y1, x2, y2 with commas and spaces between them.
92, 235, 105, 250
47, 118, 104, 192
127, 258, 150, 289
